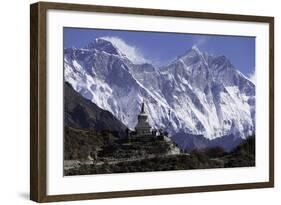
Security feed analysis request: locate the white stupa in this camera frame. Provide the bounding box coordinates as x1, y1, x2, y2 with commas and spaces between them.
135, 100, 152, 137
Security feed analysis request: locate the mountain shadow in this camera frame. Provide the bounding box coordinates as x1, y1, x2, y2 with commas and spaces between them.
64, 82, 127, 136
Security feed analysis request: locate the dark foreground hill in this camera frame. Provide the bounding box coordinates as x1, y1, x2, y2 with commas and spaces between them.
64, 126, 255, 176
64, 82, 127, 134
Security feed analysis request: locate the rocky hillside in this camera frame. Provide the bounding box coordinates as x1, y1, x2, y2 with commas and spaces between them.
64, 82, 127, 135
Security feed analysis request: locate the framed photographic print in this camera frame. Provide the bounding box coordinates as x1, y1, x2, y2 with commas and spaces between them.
30, 1, 274, 202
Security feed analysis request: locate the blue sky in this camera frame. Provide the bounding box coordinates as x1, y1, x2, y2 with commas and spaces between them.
64, 27, 255, 79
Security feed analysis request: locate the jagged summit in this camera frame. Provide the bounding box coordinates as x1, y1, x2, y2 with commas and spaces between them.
191, 45, 202, 53
85, 38, 121, 55
84, 37, 151, 66
167, 46, 211, 70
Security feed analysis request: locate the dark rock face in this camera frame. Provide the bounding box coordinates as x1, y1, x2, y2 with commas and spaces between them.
64, 82, 127, 135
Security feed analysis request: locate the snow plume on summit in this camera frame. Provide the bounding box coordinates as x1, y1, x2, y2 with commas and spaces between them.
64, 37, 255, 150
100, 36, 148, 64
248, 70, 256, 85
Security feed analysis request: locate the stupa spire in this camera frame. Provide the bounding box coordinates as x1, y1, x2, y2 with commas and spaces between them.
141, 99, 145, 113
134, 98, 151, 137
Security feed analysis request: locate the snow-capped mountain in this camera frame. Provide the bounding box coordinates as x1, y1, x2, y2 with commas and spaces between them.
64, 38, 255, 146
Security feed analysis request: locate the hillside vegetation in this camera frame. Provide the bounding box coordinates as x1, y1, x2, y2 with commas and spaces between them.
64, 126, 255, 176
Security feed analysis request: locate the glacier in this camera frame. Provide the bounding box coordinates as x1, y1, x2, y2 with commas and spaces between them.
64, 38, 255, 149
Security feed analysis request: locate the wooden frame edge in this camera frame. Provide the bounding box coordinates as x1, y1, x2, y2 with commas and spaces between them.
30, 2, 39, 202
37, 1, 274, 22
268, 17, 274, 188
30, 2, 48, 202
30, 1, 274, 202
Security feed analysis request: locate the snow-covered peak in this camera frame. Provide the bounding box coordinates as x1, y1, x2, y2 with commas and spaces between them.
176, 46, 207, 65
85, 38, 121, 56
99, 36, 148, 65
83, 37, 150, 65
191, 45, 201, 53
